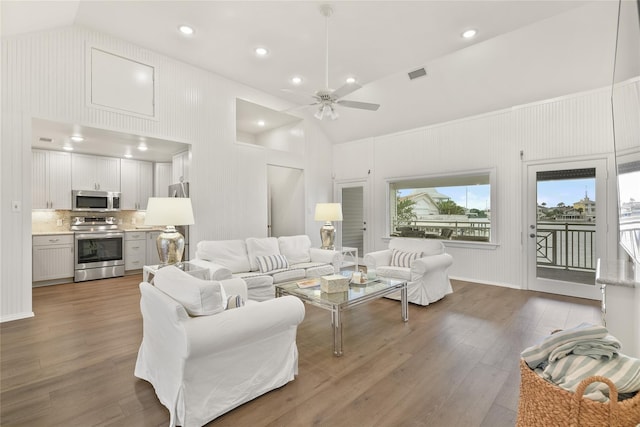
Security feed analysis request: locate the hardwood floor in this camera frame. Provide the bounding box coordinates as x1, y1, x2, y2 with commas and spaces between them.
0, 275, 600, 426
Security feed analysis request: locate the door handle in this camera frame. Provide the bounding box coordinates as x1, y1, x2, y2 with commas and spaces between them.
360, 228, 367, 231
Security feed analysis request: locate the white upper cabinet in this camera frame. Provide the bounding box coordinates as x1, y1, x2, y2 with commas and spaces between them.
72, 153, 121, 192
172, 151, 190, 184
154, 162, 172, 197
32, 149, 72, 210
121, 159, 153, 210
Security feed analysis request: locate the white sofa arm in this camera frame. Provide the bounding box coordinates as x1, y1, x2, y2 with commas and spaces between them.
363, 249, 392, 270
309, 248, 343, 272
184, 295, 305, 358
219, 278, 248, 302
411, 253, 453, 277
189, 258, 233, 281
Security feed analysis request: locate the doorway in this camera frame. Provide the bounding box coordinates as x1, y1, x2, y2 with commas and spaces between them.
267, 165, 305, 237
525, 159, 608, 300
336, 181, 368, 258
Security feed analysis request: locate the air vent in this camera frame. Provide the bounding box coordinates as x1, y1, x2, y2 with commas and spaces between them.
38, 137, 54, 143
408, 68, 427, 80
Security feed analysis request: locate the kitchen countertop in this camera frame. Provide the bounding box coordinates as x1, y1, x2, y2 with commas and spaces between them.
32, 231, 74, 236
596, 258, 639, 288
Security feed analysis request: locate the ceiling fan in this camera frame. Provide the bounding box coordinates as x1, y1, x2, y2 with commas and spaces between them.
292, 4, 381, 120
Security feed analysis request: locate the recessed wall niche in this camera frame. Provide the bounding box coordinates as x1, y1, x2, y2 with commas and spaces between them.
235, 99, 304, 153
87, 47, 157, 119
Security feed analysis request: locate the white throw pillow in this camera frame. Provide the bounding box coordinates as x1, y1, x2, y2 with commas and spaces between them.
278, 235, 312, 265
195, 240, 251, 274
154, 265, 226, 316
246, 237, 280, 271
256, 254, 289, 273
390, 249, 422, 268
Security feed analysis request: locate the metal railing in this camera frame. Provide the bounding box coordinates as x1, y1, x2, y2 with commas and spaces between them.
393, 219, 491, 241
535, 222, 596, 271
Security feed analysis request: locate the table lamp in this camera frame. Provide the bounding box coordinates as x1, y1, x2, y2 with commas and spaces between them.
144, 197, 195, 265
314, 203, 343, 250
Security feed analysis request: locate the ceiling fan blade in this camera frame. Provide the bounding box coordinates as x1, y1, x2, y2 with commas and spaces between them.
337, 100, 380, 111
331, 82, 362, 99
280, 101, 320, 114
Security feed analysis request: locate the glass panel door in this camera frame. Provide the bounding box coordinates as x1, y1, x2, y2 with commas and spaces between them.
336, 181, 369, 258
526, 160, 607, 300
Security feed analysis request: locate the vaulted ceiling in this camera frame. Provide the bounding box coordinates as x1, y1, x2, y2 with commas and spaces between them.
2, 1, 621, 144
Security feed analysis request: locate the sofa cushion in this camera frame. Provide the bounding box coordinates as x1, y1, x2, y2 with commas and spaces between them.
376, 265, 412, 281
278, 235, 312, 265
295, 263, 335, 278
271, 269, 306, 283
196, 240, 251, 274
389, 237, 444, 257
154, 265, 226, 316
256, 254, 289, 273
391, 249, 422, 268
246, 237, 280, 271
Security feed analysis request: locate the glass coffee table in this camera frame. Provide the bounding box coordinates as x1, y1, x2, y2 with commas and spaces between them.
142, 262, 210, 283
276, 277, 408, 356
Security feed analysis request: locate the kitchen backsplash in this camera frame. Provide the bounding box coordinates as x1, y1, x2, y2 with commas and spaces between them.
32, 210, 148, 233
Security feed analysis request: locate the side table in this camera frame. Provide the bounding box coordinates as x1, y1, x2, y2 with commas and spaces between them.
143, 262, 210, 283
338, 246, 358, 271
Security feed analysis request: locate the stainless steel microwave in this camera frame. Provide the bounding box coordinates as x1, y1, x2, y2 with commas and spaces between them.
72, 190, 121, 212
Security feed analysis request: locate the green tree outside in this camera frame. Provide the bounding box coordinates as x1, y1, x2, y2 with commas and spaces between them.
437, 200, 465, 215
396, 191, 417, 224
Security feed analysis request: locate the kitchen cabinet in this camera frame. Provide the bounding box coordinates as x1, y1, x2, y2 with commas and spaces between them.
172, 151, 190, 184
121, 159, 153, 210
154, 162, 172, 197
125, 231, 147, 271
32, 150, 72, 210
146, 230, 163, 265
32, 234, 74, 283
72, 153, 121, 191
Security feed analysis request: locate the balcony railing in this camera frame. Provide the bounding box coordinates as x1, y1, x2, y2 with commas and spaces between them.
392, 219, 491, 241
535, 222, 596, 271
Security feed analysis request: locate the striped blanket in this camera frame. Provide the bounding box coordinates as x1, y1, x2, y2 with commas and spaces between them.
521, 322, 640, 402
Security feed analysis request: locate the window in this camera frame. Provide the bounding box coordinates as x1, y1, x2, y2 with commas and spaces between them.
388, 170, 494, 243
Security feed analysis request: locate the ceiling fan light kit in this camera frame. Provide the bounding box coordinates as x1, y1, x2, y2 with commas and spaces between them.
299, 4, 380, 120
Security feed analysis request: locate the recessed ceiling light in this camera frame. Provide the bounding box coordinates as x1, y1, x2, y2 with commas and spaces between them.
257, 120, 265, 127
124, 153, 133, 158
291, 76, 303, 85
461, 29, 478, 39
255, 47, 269, 56
70, 135, 84, 142
178, 25, 194, 36
62, 145, 74, 151
138, 144, 148, 151
345, 77, 356, 84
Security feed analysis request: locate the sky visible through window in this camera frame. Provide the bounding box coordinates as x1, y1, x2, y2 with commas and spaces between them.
399, 186, 490, 210
537, 178, 595, 207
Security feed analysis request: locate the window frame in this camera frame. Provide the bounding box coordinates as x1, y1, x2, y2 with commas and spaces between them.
385, 168, 498, 248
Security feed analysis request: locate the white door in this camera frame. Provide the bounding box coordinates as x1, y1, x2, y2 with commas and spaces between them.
525, 159, 608, 300
267, 165, 305, 237
336, 181, 369, 259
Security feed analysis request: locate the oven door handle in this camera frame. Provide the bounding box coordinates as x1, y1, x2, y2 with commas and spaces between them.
75, 232, 124, 240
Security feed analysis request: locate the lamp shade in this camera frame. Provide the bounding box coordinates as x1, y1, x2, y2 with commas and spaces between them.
145, 197, 195, 226
314, 203, 343, 222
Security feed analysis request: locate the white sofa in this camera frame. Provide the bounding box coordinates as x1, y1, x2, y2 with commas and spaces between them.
191, 235, 342, 301
363, 238, 453, 306
135, 266, 305, 427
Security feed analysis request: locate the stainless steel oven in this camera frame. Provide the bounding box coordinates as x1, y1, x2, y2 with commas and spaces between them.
72, 216, 125, 282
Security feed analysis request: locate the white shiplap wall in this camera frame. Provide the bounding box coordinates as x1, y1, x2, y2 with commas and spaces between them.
334, 86, 619, 289
1, 26, 333, 322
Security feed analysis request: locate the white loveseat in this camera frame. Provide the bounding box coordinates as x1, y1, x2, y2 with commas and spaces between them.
190, 235, 342, 301
363, 238, 453, 306
135, 266, 305, 427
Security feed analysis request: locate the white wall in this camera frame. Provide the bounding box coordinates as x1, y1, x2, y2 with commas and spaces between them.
334, 85, 619, 289
0, 26, 333, 321
268, 165, 305, 237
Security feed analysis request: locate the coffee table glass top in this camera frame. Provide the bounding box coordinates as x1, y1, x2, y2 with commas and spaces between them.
276, 276, 406, 308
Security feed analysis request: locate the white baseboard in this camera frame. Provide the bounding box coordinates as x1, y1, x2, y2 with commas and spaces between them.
449, 275, 522, 290
1, 311, 35, 323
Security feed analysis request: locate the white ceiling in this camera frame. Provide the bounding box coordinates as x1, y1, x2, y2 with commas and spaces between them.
2, 0, 621, 148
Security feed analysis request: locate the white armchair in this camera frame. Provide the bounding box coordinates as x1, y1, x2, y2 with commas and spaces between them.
364, 238, 453, 306
134, 266, 305, 427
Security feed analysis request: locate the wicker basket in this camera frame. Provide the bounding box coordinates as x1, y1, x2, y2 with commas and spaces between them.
517, 359, 640, 426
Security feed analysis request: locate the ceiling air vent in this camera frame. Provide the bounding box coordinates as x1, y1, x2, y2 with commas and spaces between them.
38, 137, 54, 143
408, 67, 427, 80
